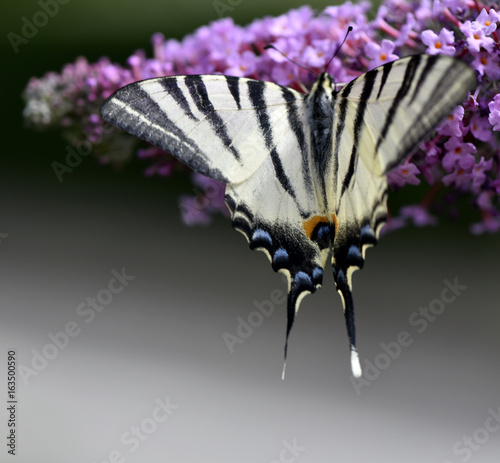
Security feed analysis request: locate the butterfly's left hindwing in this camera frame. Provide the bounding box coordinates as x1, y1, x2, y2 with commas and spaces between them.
100, 54, 476, 377
101, 74, 330, 362
225, 164, 331, 363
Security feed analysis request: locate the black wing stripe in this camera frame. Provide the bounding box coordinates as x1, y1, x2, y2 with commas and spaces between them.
235, 202, 255, 222
232, 217, 252, 238
224, 193, 236, 215
341, 68, 377, 196
225, 75, 242, 110
374, 55, 421, 154
409, 55, 437, 105
247, 80, 299, 203
333, 80, 353, 193
281, 87, 314, 195
186, 76, 243, 162
162, 78, 199, 122
376, 60, 393, 99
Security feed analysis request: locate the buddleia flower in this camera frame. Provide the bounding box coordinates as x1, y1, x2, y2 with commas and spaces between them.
23, 1, 500, 233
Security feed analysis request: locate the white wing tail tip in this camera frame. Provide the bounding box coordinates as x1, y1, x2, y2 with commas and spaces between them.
281, 362, 287, 380
351, 349, 362, 378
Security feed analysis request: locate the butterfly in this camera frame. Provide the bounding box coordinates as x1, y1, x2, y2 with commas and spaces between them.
100, 53, 476, 377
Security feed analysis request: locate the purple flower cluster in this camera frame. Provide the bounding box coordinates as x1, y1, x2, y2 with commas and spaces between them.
23, 1, 500, 233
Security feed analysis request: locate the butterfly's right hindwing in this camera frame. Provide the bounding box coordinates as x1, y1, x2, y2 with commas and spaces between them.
324, 55, 476, 375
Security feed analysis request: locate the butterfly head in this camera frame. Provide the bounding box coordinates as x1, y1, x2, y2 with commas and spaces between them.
307, 72, 338, 103
320, 72, 337, 93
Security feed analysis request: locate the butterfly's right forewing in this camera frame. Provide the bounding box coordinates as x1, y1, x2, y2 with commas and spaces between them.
336, 55, 477, 177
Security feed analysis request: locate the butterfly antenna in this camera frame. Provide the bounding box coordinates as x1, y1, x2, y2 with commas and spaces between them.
324, 26, 353, 73
264, 44, 318, 77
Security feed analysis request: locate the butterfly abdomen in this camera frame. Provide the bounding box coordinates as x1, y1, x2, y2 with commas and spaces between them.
307, 73, 336, 166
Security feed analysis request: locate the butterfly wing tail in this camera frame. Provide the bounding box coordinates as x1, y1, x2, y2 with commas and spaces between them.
226, 184, 329, 380
332, 191, 385, 378
334, 268, 363, 378
282, 279, 317, 379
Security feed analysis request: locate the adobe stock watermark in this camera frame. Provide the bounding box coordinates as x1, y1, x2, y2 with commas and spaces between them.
351, 277, 467, 395
52, 121, 118, 183
93, 396, 179, 463
270, 439, 306, 463
18, 268, 135, 386
213, 0, 243, 18
443, 405, 500, 463
7, 0, 71, 54
222, 281, 287, 353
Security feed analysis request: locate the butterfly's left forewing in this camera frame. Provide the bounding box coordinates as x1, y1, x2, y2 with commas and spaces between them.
101, 75, 305, 184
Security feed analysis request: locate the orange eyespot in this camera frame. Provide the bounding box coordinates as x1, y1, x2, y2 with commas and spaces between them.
302, 214, 337, 238
303, 215, 329, 238
481, 57, 488, 65
380, 53, 387, 61
435, 42, 442, 49
455, 147, 462, 154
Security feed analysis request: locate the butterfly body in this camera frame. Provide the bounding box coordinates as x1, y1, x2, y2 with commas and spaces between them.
101, 54, 476, 377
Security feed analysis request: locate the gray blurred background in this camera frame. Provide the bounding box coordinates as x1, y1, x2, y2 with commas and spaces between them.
1, 1, 500, 462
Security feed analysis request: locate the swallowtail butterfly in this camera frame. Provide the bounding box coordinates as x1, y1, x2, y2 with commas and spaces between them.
100, 53, 476, 377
